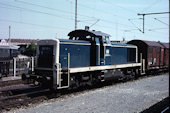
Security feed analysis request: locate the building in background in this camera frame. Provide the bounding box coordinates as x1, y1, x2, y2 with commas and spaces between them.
0, 39, 38, 55
0, 39, 19, 60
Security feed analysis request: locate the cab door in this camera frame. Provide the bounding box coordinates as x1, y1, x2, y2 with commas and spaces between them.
95, 38, 100, 66
99, 38, 105, 65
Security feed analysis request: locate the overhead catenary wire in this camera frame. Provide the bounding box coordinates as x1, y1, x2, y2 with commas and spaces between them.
0, 0, 168, 41
100, 19, 133, 28
89, 19, 100, 28
154, 17, 169, 19
124, 27, 168, 39
148, 27, 168, 31
0, 2, 135, 30
16, 0, 134, 26
0, 19, 70, 29
0, 8, 128, 32
137, 12, 170, 33
81, 21, 128, 31
0, 2, 75, 21
123, 27, 168, 32
0, 18, 72, 30
128, 17, 157, 31
154, 18, 169, 26
0, 6, 130, 31
128, 19, 143, 33
100, 0, 137, 14
16, 0, 148, 28
12, 0, 132, 27
64, 0, 132, 20
141, 0, 163, 13
14, 0, 97, 20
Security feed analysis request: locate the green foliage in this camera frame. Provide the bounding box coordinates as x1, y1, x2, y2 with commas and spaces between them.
25, 42, 36, 56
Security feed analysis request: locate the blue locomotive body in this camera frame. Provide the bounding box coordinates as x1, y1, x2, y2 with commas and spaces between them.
59, 39, 91, 68
104, 43, 136, 65
58, 32, 137, 69
27, 29, 141, 90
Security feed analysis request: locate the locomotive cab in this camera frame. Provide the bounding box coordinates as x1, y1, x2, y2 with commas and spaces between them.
68, 29, 111, 66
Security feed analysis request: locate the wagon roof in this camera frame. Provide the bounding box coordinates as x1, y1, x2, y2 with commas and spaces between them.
159, 42, 169, 48
129, 40, 165, 48
68, 29, 111, 37
142, 40, 164, 48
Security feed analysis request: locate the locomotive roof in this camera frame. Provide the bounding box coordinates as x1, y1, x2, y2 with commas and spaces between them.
68, 29, 111, 37
59, 39, 90, 44
111, 42, 136, 47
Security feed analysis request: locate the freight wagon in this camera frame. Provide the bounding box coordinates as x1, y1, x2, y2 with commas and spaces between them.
128, 40, 169, 73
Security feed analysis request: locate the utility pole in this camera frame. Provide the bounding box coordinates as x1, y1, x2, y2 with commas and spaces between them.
75, 0, 77, 30
137, 12, 169, 33
142, 14, 144, 33
9, 25, 11, 44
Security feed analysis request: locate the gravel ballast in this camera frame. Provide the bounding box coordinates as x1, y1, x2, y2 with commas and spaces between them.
8, 74, 169, 113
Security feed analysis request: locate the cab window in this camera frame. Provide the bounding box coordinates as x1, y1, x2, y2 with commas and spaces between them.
105, 36, 111, 44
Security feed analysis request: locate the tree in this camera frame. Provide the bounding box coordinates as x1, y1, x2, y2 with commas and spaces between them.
24, 42, 36, 56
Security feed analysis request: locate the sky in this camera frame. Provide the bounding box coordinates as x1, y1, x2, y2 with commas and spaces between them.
0, 0, 169, 42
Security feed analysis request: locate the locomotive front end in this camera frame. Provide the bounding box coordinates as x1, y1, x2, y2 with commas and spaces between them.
36, 39, 60, 88
23, 39, 60, 89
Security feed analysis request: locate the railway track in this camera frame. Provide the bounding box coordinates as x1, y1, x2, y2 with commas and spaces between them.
0, 72, 168, 112
0, 87, 50, 112
0, 85, 41, 97
0, 77, 22, 87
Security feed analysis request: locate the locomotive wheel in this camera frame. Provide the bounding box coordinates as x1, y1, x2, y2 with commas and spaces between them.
33, 80, 40, 86
75, 79, 80, 88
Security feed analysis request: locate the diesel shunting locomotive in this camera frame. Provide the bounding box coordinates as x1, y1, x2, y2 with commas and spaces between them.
22, 29, 168, 90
